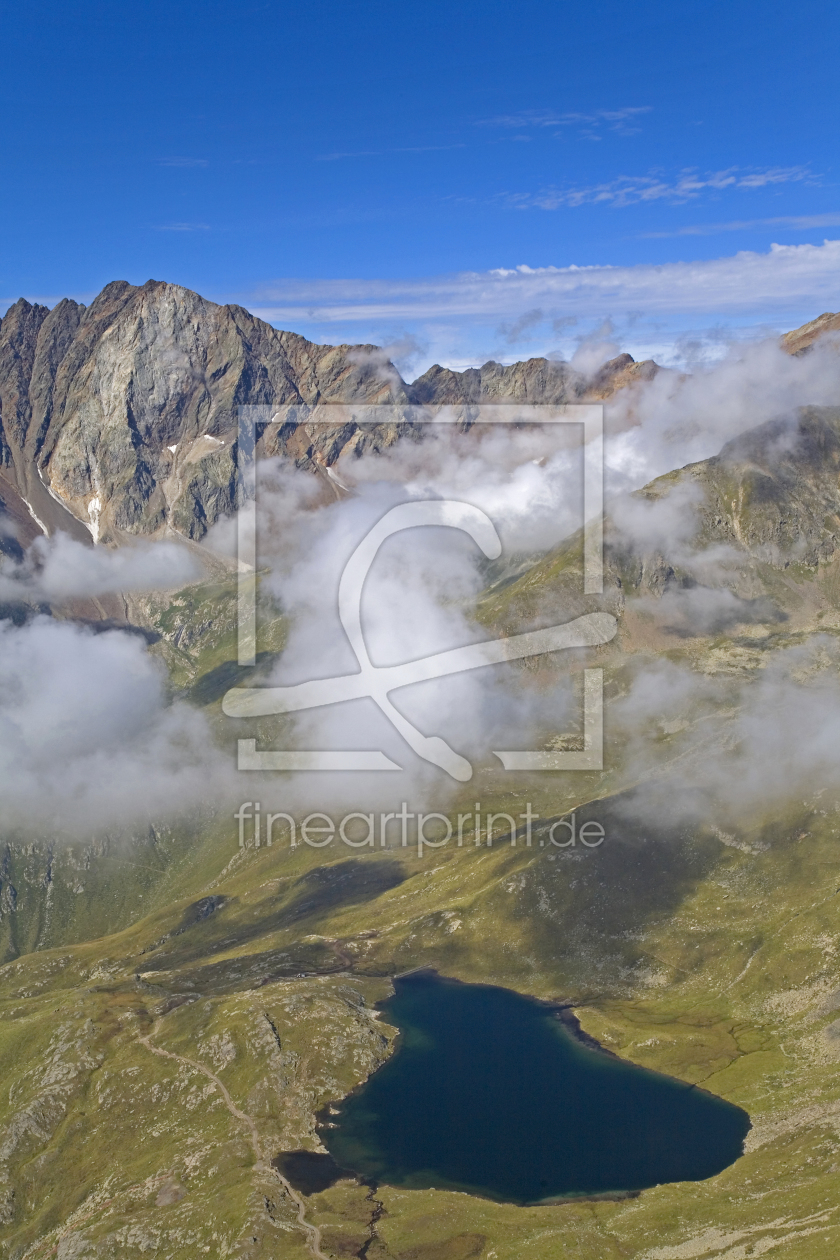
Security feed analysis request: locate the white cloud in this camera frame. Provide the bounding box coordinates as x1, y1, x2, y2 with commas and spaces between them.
247, 240, 840, 333
498, 308, 545, 344
346, 332, 429, 383
605, 330, 840, 494
611, 641, 840, 828
212, 446, 581, 814
476, 107, 651, 137
609, 480, 705, 556
0, 617, 233, 834
157, 157, 209, 167
506, 166, 812, 210
0, 533, 200, 603
0, 533, 224, 836
642, 213, 840, 238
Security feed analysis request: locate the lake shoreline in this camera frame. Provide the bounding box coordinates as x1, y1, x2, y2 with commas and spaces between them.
554, 1003, 623, 1059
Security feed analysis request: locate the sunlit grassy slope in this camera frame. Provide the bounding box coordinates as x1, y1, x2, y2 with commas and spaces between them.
2, 791, 840, 1258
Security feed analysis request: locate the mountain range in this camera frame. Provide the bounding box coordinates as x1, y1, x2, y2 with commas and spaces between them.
0, 280, 656, 552
2, 285, 840, 1259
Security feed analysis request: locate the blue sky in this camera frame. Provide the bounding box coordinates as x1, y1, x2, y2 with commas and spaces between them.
2, 0, 838, 372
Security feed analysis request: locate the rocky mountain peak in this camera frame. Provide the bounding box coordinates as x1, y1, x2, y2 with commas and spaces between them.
2, 285, 835, 555
0, 279, 412, 546
0, 279, 661, 549
781, 310, 840, 356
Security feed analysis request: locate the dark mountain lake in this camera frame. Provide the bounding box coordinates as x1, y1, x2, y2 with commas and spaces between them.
321, 971, 750, 1205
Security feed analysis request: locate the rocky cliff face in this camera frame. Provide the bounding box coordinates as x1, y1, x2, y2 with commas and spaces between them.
0, 280, 414, 546
0, 279, 662, 548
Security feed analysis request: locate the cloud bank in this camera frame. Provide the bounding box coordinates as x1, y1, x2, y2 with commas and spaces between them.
0, 617, 233, 834
245, 239, 840, 372
210, 450, 579, 815
0, 533, 225, 836
0, 533, 200, 603
251, 241, 840, 328
5, 295, 840, 838
611, 642, 840, 829
606, 328, 840, 492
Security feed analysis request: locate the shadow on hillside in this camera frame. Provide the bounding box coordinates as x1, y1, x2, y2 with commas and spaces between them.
141, 858, 409, 973
142, 936, 343, 994
508, 792, 725, 992
280, 859, 407, 924
176, 895, 227, 930
187, 650, 282, 705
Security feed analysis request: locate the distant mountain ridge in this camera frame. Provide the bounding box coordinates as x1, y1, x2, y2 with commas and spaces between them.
1, 280, 836, 554
0, 279, 655, 548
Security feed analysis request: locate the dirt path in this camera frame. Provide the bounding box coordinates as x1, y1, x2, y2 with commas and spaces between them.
138, 1021, 330, 1260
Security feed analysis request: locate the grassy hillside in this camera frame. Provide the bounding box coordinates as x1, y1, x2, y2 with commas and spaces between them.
1, 790, 840, 1258
4, 410, 840, 1257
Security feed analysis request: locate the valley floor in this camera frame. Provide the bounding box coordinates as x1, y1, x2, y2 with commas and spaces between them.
1, 789, 839, 1259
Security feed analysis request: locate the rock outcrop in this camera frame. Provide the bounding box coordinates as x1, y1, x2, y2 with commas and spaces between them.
782, 310, 840, 356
